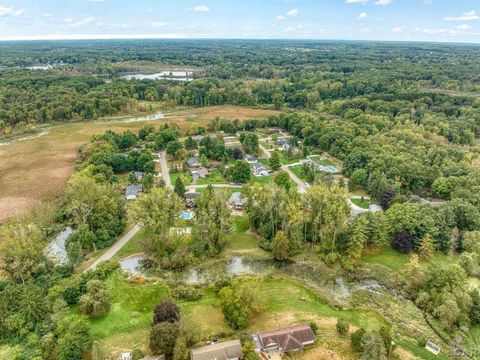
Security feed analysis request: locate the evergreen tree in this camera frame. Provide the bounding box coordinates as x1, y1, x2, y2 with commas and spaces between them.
174, 177, 186, 199
347, 215, 368, 260
418, 235, 434, 261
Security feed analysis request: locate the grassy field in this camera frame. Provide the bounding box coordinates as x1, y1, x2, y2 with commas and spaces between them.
350, 198, 371, 209
0, 105, 278, 224
360, 247, 410, 272
170, 171, 193, 186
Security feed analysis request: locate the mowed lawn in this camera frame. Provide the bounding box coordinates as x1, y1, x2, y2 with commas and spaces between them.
0, 105, 279, 225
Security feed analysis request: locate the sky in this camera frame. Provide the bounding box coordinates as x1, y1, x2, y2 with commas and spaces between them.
0, 0, 479, 43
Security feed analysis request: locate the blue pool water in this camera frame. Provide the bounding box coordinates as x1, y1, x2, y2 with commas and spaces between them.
179, 211, 194, 220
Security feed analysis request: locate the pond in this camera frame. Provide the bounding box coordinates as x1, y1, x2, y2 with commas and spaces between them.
184, 256, 277, 284
119, 256, 146, 276
179, 211, 194, 220
121, 71, 193, 82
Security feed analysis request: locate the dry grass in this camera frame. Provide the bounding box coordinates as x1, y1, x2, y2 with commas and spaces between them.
0, 105, 278, 224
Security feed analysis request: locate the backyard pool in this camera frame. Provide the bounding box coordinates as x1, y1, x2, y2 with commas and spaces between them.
179, 211, 194, 220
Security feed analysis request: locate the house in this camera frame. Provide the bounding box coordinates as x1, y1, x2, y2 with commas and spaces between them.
252, 162, 269, 176
44, 227, 73, 266
186, 192, 201, 207
243, 154, 258, 164
190, 339, 243, 360
197, 167, 209, 179
134, 171, 144, 182
125, 184, 143, 200
187, 157, 199, 168
425, 341, 441, 355
252, 324, 316, 353
229, 192, 247, 210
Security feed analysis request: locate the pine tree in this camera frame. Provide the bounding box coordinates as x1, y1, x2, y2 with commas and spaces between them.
418, 234, 434, 261
348, 215, 368, 260
174, 177, 186, 199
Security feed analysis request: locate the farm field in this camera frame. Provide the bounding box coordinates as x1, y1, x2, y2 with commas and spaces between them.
0, 105, 278, 225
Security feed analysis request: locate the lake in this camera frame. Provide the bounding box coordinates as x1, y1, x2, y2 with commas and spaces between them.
121, 71, 193, 82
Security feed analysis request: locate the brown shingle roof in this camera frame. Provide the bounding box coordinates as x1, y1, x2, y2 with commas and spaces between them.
257, 325, 315, 352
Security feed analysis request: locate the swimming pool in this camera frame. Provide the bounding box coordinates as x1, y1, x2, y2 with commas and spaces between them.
179, 211, 194, 220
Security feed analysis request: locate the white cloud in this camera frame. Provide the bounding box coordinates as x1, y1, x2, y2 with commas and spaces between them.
286, 8, 299, 16
357, 12, 367, 20
375, 0, 392, 5
0, 6, 24, 16
150, 22, 167, 28
0, 34, 186, 41
276, 15, 285, 21
282, 24, 304, 33
457, 24, 471, 30
391, 25, 406, 33
445, 10, 480, 22
345, 0, 369, 4
190, 5, 210, 13
69, 16, 96, 27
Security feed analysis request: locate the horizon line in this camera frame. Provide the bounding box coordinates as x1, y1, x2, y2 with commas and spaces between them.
0, 34, 479, 46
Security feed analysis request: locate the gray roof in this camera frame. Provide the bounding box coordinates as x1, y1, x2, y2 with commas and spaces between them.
188, 157, 199, 166
186, 192, 201, 200
44, 227, 73, 266
229, 192, 247, 206
126, 185, 143, 198
244, 154, 258, 162
190, 340, 242, 360
253, 162, 266, 170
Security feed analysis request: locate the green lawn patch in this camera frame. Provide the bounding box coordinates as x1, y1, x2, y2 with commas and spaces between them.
170, 171, 193, 186
196, 170, 227, 185
279, 153, 302, 165
351, 198, 371, 209
470, 324, 480, 346
115, 229, 145, 259
360, 247, 409, 272
250, 175, 274, 185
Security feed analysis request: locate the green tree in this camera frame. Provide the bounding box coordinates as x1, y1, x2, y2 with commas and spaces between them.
336, 318, 349, 336
274, 171, 291, 191
418, 235, 434, 261
360, 331, 387, 360
269, 151, 281, 171
347, 215, 368, 260
240, 133, 260, 155
271, 231, 290, 261
150, 322, 179, 359
228, 160, 252, 183
174, 177, 186, 199
78, 280, 111, 318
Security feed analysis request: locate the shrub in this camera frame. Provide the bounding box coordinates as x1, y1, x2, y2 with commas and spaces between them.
150, 322, 179, 358
153, 299, 181, 325
336, 318, 349, 335
172, 285, 204, 301
309, 322, 318, 335
351, 328, 366, 352
78, 280, 111, 317
131, 349, 144, 360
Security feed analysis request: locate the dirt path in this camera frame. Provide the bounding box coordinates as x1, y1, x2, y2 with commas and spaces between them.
159, 151, 173, 189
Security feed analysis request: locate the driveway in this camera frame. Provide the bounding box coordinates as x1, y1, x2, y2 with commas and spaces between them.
159, 151, 173, 189
259, 144, 307, 194
84, 224, 141, 272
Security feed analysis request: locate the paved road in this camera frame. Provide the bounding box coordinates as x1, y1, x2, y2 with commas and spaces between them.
84, 224, 141, 272
159, 151, 173, 189
259, 144, 307, 194
187, 184, 243, 190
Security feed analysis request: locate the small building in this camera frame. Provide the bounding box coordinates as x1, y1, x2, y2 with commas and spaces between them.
253, 324, 316, 353
125, 184, 143, 200
229, 192, 247, 210
198, 167, 209, 179
44, 227, 73, 266
187, 157, 199, 168
275, 138, 288, 147
134, 171, 144, 182
243, 154, 258, 164
425, 341, 441, 355
190, 339, 243, 360
186, 192, 201, 207
170, 227, 192, 236
252, 162, 268, 176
